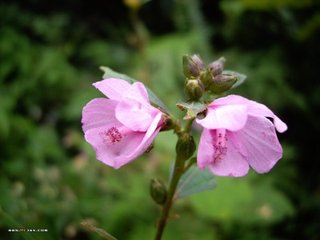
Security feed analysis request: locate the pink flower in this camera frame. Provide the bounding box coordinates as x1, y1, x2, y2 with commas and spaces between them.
196, 95, 287, 177
82, 78, 163, 169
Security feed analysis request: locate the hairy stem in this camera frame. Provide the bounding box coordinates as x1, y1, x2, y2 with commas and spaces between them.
154, 154, 185, 240
184, 118, 194, 133
154, 118, 195, 240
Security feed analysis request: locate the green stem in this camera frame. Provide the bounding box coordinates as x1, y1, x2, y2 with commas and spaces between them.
154, 118, 195, 240
130, 8, 147, 55
183, 157, 196, 173
183, 118, 194, 133
154, 154, 185, 240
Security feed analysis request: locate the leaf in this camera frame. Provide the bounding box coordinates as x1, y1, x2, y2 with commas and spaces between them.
190, 177, 253, 221
190, 176, 294, 223
222, 70, 247, 89
176, 101, 207, 120
176, 165, 216, 199
100, 66, 169, 112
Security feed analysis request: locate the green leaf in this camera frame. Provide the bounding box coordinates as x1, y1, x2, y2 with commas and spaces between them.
190, 177, 253, 221
100, 66, 136, 83
100, 66, 169, 112
222, 70, 247, 89
176, 165, 216, 199
176, 101, 207, 120
190, 176, 294, 223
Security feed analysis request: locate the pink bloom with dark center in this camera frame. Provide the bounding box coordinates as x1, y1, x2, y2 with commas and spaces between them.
82, 78, 163, 169
196, 95, 287, 177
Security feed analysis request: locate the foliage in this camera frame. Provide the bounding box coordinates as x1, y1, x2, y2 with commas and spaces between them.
0, 0, 319, 239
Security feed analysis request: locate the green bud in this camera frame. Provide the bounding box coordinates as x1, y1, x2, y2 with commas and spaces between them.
176, 132, 196, 161
184, 79, 204, 101
150, 179, 167, 205
209, 73, 237, 94
182, 54, 204, 78
199, 69, 213, 89
208, 57, 225, 76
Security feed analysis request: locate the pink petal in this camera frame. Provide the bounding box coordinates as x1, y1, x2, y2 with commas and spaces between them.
234, 115, 283, 173
115, 99, 156, 131
128, 82, 150, 104
84, 124, 145, 169
84, 112, 162, 169
210, 94, 251, 107
197, 129, 249, 177
207, 130, 249, 177
196, 104, 248, 131
197, 128, 215, 170
81, 98, 118, 132
246, 100, 288, 133
93, 78, 131, 100
213, 94, 287, 133
126, 112, 162, 160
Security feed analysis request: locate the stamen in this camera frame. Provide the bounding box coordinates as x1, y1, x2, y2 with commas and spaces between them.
212, 129, 228, 164
100, 127, 122, 144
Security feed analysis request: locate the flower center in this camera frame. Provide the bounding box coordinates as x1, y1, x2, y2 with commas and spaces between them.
212, 129, 228, 164
100, 127, 123, 144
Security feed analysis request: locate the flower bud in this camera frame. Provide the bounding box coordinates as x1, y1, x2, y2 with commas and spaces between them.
150, 179, 167, 205
208, 57, 225, 76
184, 79, 204, 101
199, 69, 213, 89
209, 73, 237, 94
176, 132, 196, 161
182, 54, 204, 78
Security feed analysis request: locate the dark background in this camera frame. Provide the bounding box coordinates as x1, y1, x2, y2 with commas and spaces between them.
0, 0, 319, 239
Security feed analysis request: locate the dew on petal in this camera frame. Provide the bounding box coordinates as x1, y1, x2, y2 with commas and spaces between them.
100, 127, 123, 145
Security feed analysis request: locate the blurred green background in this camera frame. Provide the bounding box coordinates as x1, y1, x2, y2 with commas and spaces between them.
0, 0, 319, 239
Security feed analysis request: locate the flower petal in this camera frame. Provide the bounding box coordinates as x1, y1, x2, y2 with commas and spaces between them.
93, 78, 131, 100
206, 130, 249, 177
212, 94, 287, 133
81, 98, 118, 132
196, 104, 248, 131
210, 94, 248, 106
84, 112, 162, 169
115, 82, 159, 131
126, 82, 150, 105
197, 128, 215, 170
234, 115, 283, 173
126, 112, 162, 160
84, 124, 144, 169
115, 99, 155, 131
246, 100, 287, 133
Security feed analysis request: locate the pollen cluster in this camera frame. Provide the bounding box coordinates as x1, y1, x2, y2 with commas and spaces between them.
212, 129, 228, 164
100, 127, 122, 144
